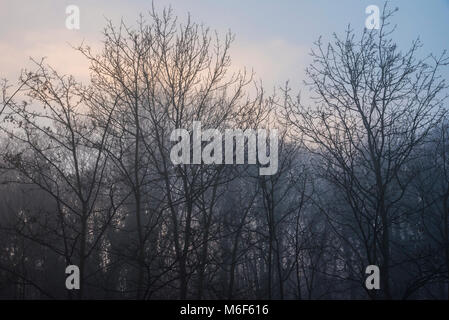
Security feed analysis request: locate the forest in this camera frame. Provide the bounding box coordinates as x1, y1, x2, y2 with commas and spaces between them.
0, 5, 448, 299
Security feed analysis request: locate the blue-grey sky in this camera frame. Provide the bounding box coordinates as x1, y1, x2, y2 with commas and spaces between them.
1, 0, 448, 89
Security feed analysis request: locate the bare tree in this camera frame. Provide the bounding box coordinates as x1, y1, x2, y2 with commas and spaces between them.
284, 4, 448, 299
1, 60, 119, 299
1, 3, 448, 300
76, 6, 267, 298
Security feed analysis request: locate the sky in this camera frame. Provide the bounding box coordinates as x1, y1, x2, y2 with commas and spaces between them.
0, 0, 448, 90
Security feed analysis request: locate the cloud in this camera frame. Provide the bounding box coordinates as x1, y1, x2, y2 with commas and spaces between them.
230, 38, 309, 89
0, 29, 95, 83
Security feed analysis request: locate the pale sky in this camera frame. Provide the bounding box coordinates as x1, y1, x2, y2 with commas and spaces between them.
1, 0, 448, 90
